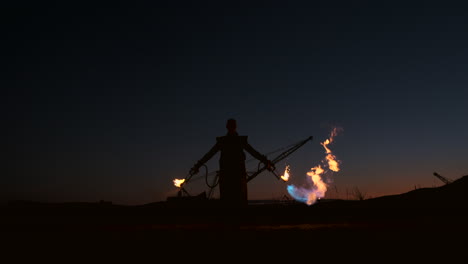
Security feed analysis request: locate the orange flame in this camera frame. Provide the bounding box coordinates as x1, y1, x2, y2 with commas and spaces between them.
173, 178, 185, 188
280, 165, 290, 182
286, 127, 342, 205
305, 165, 327, 205
320, 127, 341, 172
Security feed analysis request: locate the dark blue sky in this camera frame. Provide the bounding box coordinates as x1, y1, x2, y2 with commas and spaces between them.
4, 1, 468, 205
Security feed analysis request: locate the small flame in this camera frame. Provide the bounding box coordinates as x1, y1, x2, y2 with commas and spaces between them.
287, 127, 342, 205
305, 165, 327, 205
280, 165, 290, 182
326, 153, 339, 172
320, 127, 341, 172
173, 178, 185, 188
321, 139, 332, 154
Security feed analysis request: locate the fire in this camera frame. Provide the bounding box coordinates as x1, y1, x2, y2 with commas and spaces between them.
280, 165, 290, 182
173, 178, 185, 188
320, 127, 341, 172
306, 165, 327, 204
325, 153, 339, 172
287, 127, 342, 205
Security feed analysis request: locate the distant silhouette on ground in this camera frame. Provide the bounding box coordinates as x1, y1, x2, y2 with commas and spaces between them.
190, 118, 273, 208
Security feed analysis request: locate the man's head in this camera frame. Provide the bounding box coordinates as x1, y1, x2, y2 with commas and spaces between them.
226, 118, 237, 133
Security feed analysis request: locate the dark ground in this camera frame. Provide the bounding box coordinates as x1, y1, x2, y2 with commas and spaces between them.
2, 176, 467, 262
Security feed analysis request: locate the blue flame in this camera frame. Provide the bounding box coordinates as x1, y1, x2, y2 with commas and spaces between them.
287, 184, 323, 206
287, 185, 310, 204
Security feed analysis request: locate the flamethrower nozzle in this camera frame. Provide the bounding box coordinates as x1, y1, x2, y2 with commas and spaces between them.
270, 170, 283, 181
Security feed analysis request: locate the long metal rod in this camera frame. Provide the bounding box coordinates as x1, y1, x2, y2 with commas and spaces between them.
247, 136, 313, 183
433, 172, 452, 185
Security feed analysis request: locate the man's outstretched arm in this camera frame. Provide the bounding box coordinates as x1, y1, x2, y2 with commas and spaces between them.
190, 141, 220, 174
243, 139, 274, 170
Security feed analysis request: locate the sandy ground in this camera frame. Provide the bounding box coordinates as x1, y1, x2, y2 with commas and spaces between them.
2, 201, 466, 262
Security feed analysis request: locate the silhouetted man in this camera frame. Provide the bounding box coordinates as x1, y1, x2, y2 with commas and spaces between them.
190, 118, 273, 208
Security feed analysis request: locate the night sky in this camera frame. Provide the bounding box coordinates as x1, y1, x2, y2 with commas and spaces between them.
4, 1, 468, 205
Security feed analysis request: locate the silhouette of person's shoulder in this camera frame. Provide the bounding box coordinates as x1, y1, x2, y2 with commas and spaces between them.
216, 135, 248, 144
